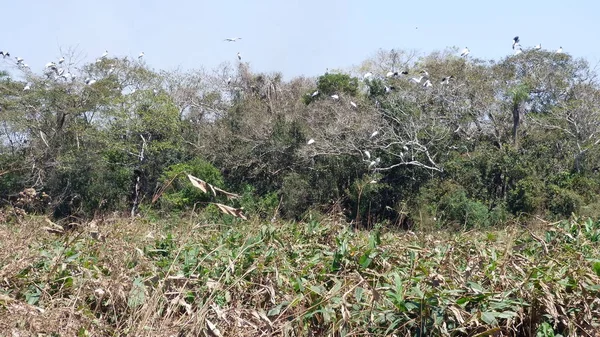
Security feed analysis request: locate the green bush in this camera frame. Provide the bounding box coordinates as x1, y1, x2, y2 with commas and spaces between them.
508, 178, 545, 216
238, 185, 280, 219
159, 158, 224, 210
280, 173, 311, 219
547, 185, 583, 218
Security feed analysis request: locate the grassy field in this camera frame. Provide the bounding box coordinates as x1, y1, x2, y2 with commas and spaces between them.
1, 211, 600, 336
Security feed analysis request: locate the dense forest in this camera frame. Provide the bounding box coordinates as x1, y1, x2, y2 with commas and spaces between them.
2, 47, 600, 226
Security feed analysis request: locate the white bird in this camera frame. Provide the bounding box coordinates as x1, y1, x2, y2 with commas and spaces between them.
237, 52, 242, 61
369, 180, 377, 184
331, 94, 339, 100
307, 138, 315, 145
57, 68, 65, 76
364, 150, 371, 159
556, 46, 563, 54
95, 58, 102, 63
368, 158, 381, 169
108, 66, 115, 74
512, 36, 520, 49
23, 84, 31, 91
350, 101, 357, 108
45, 62, 56, 69
85, 78, 96, 86
58, 57, 65, 64
138, 52, 144, 59
370, 130, 379, 139
422, 79, 432, 87
386, 71, 399, 78
420, 70, 429, 77
227, 77, 232, 85
410, 76, 424, 84
153, 89, 159, 95
460, 47, 470, 57
441, 76, 454, 84
20, 63, 29, 69
15, 57, 23, 64
534, 43, 542, 50
101, 50, 108, 58
311, 90, 319, 97
363, 72, 373, 80
224, 37, 242, 42
514, 48, 523, 56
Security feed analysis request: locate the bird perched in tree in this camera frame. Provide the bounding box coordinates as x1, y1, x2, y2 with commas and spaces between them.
512, 36, 520, 49
237, 52, 242, 61
101, 50, 108, 58
410, 76, 424, 84
460, 47, 470, 57
331, 94, 339, 100
370, 130, 379, 139
422, 79, 432, 87
15, 56, 24, 64
441, 75, 454, 85
58, 57, 65, 64
138, 52, 144, 60
350, 101, 357, 108
556, 46, 563, 54
534, 43, 542, 50
307, 138, 315, 145
311, 90, 319, 97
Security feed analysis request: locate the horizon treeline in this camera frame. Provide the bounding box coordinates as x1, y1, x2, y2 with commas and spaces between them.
2, 47, 600, 228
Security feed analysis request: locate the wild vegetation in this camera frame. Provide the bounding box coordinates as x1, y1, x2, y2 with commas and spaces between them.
2, 47, 600, 335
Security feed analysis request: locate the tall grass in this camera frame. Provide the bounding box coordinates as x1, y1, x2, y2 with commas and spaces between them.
1, 211, 599, 336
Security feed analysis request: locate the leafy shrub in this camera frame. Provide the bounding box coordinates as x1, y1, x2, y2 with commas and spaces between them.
159, 158, 224, 210
280, 173, 311, 219
238, 185, 280, 219
508, 177, 545, 215
547, 185, 583, 218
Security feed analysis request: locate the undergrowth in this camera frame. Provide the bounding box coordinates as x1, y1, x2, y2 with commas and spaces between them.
1, 212, 599, 336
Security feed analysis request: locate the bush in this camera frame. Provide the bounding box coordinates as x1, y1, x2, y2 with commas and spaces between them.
547, 185, 583, 218
238, 185, 280, 219
508, 177, 545, 216
158, 158, 224, 210
280, 173, 311, 219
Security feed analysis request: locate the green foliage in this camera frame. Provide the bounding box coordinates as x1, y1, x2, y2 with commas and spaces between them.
508, 177, 546, 215
280, 172, 311, 219
316, 73, 359, 97
159, 158, 224, 210
546, 184, 583, 218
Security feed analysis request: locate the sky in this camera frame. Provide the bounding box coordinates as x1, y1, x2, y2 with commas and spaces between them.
1, 0, 598, 80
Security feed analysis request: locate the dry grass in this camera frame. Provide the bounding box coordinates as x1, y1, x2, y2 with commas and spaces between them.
1, 211, 600, 336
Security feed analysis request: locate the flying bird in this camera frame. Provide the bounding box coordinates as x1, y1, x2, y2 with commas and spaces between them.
460, 47, 470, 57
556, 46, 563, 54
138, 52, 144, 59
410, 76, 424, 84
307, 138, 315, 145
15, 57, 23, 64
534, 43, 542, 50
0, 51, 10, 58
237, 52, 242, 61
512, 36, 520, 49
224, 37, 242, 42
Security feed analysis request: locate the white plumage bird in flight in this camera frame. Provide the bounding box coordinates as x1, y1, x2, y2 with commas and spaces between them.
224, 37, 242, 42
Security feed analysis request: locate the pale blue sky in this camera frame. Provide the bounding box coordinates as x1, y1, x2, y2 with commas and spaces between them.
1, 0, 598, 79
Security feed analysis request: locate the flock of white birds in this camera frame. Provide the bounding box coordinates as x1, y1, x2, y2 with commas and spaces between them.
304, 36, 566, 174
1, 35, 567, 171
